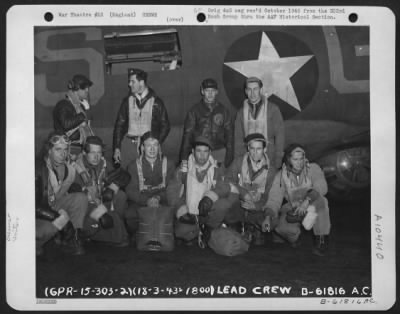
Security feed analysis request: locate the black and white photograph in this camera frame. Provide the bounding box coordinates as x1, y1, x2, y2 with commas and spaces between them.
5, 4, 396, 311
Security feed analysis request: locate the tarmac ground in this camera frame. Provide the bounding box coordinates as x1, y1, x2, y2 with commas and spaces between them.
36, 195, 371, 301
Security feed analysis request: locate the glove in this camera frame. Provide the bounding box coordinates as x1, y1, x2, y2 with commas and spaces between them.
286, 209, 306, 224
102, 187, 114, 203
89, 204, 113, 228
36, 206, 59, 221
99, 213, 114, 229
105, 168, 131, 189
240, 193, 256, 210
180, 160, 188, 173
198, 196, 214, 217
36, 207, 69, 230
178, 213, 197, 225
241, 199, 256, 210
306, 189, 321, 203
302, 205, 318, 230
295, 199, 310, 216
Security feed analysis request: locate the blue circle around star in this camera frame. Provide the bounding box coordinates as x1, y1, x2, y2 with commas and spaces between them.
223, 31, 319, 120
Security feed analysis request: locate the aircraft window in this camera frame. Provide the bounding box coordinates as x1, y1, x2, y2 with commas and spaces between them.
104, 28, 182, 74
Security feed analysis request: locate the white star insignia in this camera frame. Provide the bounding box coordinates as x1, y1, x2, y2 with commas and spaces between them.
224, 32, 314, 111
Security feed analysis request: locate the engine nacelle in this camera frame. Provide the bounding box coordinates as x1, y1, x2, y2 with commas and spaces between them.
316, 146, 370, 201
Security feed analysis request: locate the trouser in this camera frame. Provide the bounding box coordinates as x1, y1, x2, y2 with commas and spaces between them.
224, 199, 265, 227
200, 195, 236, 229
84, 211, 128, 244
83, 192, 129, 244
275, 197, 331, 243
173, 192, 237, 229
109, 190, 128, 218
36, 219, 58, 253
55, 192, 88, 229
120, 137, 140, 169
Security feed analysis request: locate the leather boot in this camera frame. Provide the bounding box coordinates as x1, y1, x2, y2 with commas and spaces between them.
312, 235, 329, 256
53, 221, 75, 246
242, 224, 254, 244
102, 187, 115, 203
65, 228, 86, 255
200, 224, 212, 247
253, 229, 265, 246
62, 221, 76, 243
271, 231, 285, 244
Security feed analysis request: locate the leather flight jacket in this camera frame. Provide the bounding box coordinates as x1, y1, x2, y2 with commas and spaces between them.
53, 99, 87, 142
179, 100, 234, 167
113, 88, 170, 151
